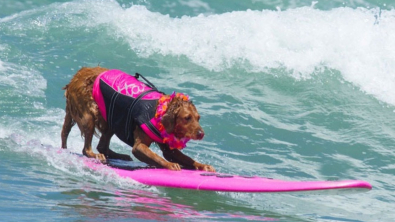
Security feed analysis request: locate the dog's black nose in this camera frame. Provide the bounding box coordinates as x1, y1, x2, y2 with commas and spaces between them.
196, 130, 205, 140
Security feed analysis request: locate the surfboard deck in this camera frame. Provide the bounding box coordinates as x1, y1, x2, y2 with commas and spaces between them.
83, 158, 372, 193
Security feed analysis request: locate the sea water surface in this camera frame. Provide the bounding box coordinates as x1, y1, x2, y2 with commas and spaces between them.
1, 0, 395, 221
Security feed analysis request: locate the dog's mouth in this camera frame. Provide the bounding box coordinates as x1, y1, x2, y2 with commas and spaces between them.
174, 130, 204, 140
174, 131, 187, 139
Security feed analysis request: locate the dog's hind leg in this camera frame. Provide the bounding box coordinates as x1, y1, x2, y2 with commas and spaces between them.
61, 106, 74, 149
97, 129, 133, 161
81, 114, 106, 161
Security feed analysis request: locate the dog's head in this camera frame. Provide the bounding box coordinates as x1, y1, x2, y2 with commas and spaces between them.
161, 96, 204, 140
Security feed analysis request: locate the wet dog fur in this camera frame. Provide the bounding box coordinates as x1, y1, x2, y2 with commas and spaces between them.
61, 67, 215, 172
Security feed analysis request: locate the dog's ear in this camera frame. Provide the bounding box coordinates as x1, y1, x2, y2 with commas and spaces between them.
161, 97, 183, 134
161, 110, 175, 134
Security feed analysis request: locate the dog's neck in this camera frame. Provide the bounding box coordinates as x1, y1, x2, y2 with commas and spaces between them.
154, 92, 191, 150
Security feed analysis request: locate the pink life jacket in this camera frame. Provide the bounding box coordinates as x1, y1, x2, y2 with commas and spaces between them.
92, 69, 164, 146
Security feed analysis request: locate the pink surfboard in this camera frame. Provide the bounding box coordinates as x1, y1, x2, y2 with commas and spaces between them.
85, 159, 372, 193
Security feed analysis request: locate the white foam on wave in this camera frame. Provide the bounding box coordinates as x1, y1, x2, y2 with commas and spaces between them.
0, 60, 47, 97
68, 1, 395, 106
0, 45, 6, 71
3, 1, 395, 105
0, 60, 4, 72
4, 128, 151, 191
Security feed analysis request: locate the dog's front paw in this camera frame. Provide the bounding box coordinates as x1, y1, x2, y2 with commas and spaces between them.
95, 153, 106, 162
84, 150, 107, 162
165, 162, 182, 171
194, 163, 215, 172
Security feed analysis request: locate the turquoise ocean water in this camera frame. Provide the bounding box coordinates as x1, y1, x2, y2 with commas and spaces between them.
1, 0, 395, 221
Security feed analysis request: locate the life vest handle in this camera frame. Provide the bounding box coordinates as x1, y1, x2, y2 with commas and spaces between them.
135, 73, 158, 91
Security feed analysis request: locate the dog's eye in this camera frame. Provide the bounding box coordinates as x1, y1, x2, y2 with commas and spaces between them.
184, 116, 191, 121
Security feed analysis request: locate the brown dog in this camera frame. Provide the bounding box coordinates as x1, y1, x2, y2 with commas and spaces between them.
61, 67, 215, 172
